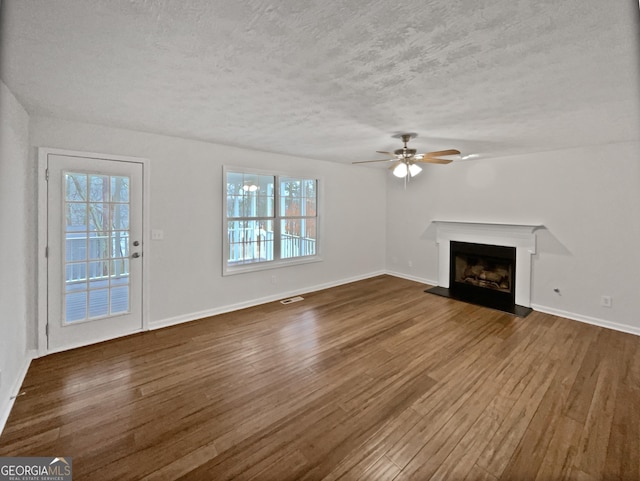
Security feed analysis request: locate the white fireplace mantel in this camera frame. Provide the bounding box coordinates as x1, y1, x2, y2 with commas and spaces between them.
432, 221, 543, 307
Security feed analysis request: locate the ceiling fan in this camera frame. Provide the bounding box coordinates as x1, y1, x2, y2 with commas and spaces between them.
353, 133, 460, 180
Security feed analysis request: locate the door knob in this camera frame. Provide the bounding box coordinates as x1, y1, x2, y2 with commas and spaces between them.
131, 252, 141, 258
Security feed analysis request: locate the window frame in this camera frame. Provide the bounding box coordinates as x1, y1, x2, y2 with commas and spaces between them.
222, 166, 322, 276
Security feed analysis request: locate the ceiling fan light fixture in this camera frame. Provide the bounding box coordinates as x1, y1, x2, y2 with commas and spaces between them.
393, 162, 408, 178
352, 133, 460, 185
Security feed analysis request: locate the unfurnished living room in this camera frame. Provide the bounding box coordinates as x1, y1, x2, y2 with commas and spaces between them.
1, 1, 639, 480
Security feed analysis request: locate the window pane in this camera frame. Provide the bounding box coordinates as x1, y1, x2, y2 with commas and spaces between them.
227, 172, 274, 218
226, 172, 244, 195
282, 198, 301, 217
280, 178, 301, 198
226, 194, 242, 218
227, 220, 274, 264
241, 189, 274, 218
303, 179, 316, 198
280, 178, 316, 217
255, 192, 274, 217
304, 180, 317, 214
304, 218, 317, 240
281, 218, 316, 258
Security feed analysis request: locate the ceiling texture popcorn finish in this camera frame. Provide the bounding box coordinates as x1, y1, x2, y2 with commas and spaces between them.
1, 0, 639, 163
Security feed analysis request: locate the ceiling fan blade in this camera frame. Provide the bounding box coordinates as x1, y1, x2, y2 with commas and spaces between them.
422, 149, 461, 158
352, 159, 394, 164
376, 151, 397, 158
416, 157, 453, 164
388, 161, 401, 171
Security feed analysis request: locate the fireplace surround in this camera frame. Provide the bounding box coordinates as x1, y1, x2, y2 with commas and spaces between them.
427, 221, 542, 316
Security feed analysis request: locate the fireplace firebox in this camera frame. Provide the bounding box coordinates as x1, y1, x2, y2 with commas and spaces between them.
449, 241, 516, 310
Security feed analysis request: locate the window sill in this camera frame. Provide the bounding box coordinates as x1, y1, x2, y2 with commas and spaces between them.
222, 255, 323, 276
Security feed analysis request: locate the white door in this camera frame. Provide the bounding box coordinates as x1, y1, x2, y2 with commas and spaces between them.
46, 153, 144, 352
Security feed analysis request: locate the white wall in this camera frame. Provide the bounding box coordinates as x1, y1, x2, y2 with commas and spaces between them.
386, 142, 640, 334
30, 116, 387, 334
0, 80, 33, 428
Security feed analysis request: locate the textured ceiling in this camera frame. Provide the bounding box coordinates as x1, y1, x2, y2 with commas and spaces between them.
1, 0, 639, 163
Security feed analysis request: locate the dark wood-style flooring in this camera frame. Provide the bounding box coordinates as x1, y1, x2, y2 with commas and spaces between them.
1, 275, 639, 480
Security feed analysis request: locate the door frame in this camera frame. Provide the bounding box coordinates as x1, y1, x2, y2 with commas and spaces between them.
37, 147, 151, 356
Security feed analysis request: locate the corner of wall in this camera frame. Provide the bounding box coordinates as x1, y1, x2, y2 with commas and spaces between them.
0, 80, 35, 435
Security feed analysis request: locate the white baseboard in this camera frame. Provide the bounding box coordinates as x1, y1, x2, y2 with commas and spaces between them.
530, 304, 640, 337
149, 270, 387, 330
385, 271, 437, 287
0, 350, 36, 436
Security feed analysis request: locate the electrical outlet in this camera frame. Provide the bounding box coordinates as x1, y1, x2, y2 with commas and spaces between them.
408, 260, 413, 268
271, 275, 277, 284
151, 229, 164, 240
601, 295, 613, 308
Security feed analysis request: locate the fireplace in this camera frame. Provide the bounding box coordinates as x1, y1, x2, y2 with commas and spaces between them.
449, 241, 516, 310
426, 221, 541, 317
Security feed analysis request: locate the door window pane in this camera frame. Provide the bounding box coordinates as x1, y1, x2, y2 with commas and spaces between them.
66, 292, 87, 322
89, 289, 109, 318
111, 286, 129, 314
111, 259, 129, 279
66, 236, 87, 262
89, 175, 109, 202
89, 236, 109, 260
112, 204, 129, 230
111, 176, 129, 202
88, 203, 109, 231
111, 232, 129, 258
66, 204, 87, 229
65, 173, 87, 201
65, 263, 87, 291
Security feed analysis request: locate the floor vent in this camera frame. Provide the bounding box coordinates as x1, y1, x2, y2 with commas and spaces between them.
280, 296, 304, 305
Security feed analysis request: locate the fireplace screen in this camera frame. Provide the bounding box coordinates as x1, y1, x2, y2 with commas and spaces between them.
454, 254, 512, 293
449, 241, 517, 308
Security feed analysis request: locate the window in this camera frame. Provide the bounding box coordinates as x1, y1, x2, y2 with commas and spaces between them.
224, 168, 319, 274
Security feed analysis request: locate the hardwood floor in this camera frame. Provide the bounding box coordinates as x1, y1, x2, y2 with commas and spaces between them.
1, 275, 639, 480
